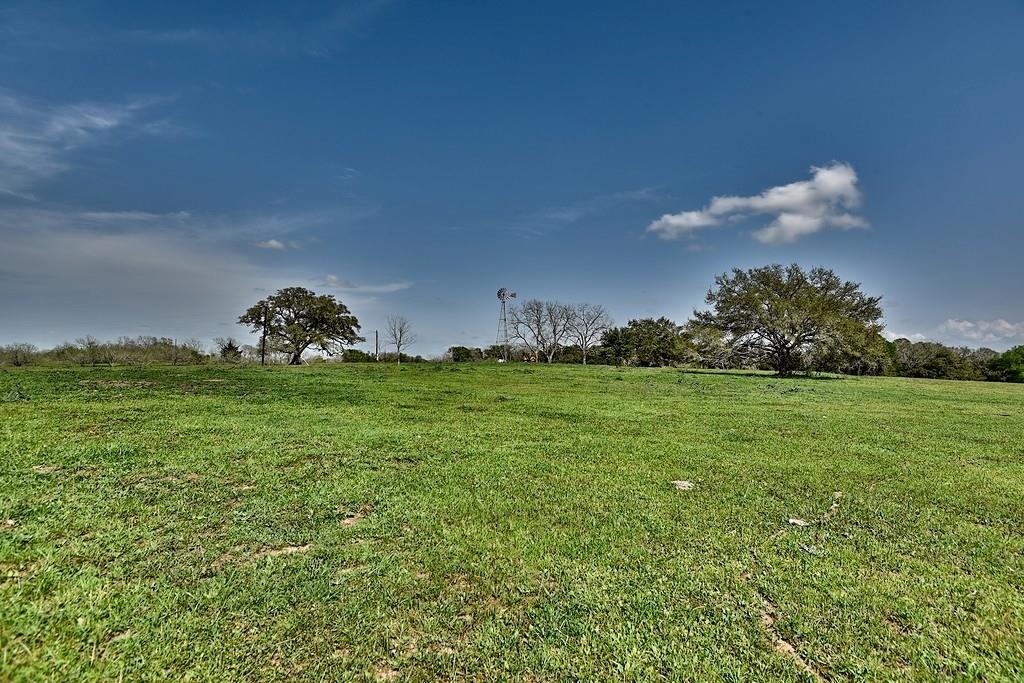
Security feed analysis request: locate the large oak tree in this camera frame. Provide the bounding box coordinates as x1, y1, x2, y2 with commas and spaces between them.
239, 287, 363, 365
694, 264, 883, 375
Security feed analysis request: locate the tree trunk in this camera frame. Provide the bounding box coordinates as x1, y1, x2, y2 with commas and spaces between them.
289, 353, 302, 365
776, 348, 792, 375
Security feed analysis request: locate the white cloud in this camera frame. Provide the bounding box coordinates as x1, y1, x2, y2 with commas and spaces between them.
323, 274, 411, 294
0, 89, 172, 197
882, 330, 930, 343
646, 162, 868, 244
254, 239, 287, 250
939, 319, 1024, 344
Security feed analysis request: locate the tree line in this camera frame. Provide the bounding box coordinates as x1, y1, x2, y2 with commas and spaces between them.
2, 266, 1021, 382
449, 264, 1023, 382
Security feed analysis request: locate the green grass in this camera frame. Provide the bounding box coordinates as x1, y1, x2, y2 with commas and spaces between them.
1, 364, 1022, 681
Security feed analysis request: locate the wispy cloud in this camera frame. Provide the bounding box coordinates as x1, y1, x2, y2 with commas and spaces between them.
123, 0, 395, 57
939, 319, 1024, 345
513, 186, 662, 236
0, 89, 173, 198
647, 162, 867, 244
322, 274, 412, 294
2, 206, 345, 246
79, 210, 191, 223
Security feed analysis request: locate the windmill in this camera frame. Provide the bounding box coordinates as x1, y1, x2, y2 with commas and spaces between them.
496, 287, 517, 362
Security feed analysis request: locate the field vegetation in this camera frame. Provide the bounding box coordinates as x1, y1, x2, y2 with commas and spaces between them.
2, 364, 1022, 681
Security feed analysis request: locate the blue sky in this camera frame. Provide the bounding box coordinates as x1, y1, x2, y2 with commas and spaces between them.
2, 0, 1022, 354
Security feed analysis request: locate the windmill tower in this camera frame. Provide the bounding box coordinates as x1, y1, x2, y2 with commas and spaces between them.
496, 287, 516, 362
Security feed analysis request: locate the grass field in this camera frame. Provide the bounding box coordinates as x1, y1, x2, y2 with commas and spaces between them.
1, 364, 1022, 681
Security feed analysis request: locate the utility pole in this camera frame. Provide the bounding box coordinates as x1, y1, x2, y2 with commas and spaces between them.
260, 304, 268, 367
374, 330, 379, 361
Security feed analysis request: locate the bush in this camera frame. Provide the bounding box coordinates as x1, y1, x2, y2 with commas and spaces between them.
602, 318, 686, 367
989, 346, 1024, 383
0, 343, 37, 366
342, 348, 377, 363
448, 346, 484, 362
215, 337, 243, 362
888, 339, 984, 380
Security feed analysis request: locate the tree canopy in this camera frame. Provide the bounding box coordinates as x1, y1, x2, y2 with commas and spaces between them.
239, 287, 363, 365
602, 317, 686, 367
695, 264, 883, 375
987, 345, 1024, 382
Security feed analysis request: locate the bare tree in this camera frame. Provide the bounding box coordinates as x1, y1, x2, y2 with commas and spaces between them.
0, 343, 37, 367
510, 299, 572, 363
385, 316, 416, 364
567, 303, 612, 364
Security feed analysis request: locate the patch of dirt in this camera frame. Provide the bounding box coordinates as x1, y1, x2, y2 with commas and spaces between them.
447, 573, 472, 592
2, 519, 16, 529
886, 613, 913, 636
743, 491, 845, 680
374, 664, 399, 681
211, 544, 311, 571
331, 565, 367, 584
107, 630, 132, 644
671, 480, 695, 491
78, 380, 153, 389
822, 491, 843, 521
31, 464, 58, 474
341, 513, 365, 527
184, 472, 201, 482
756, 592, 824, 682
260, 544, 310, 559
1, 561, 34, 582
339, 503, 374, 527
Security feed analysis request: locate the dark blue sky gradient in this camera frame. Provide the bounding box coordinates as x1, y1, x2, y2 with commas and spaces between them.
1, 1, 1022, 352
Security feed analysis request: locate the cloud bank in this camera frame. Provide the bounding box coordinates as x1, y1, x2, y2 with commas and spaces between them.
940, 319, 1024, 345
647, 162, 867, 244
0, 206, 403, 346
